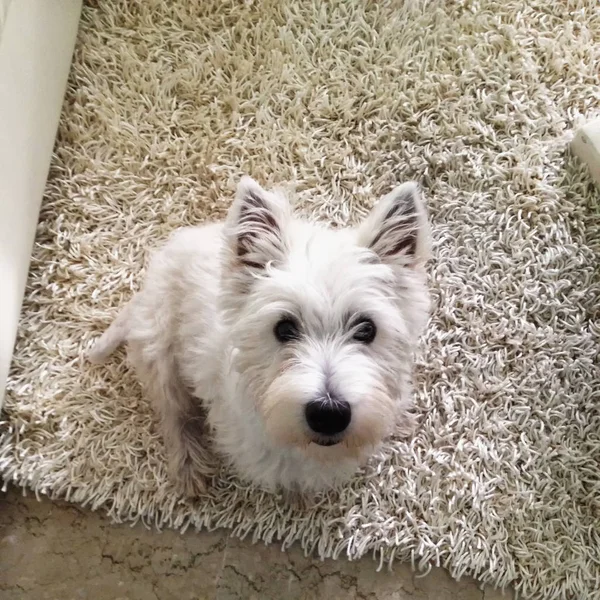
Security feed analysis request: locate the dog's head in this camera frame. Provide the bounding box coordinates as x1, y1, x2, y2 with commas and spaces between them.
220, 177, 430, 462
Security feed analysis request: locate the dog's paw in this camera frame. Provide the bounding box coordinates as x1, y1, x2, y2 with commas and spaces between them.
281, 488, 316, 510
172, 462, 209, 498
396, 409, 418, 439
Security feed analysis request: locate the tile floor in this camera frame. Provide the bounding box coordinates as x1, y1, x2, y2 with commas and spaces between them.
0, 486, 511, 599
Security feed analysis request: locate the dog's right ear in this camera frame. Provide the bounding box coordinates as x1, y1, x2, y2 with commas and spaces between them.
225, 176, 290, 271
357, 182, 430, 268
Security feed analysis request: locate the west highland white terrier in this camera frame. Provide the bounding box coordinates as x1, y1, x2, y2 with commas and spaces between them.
89, 177, 430, 496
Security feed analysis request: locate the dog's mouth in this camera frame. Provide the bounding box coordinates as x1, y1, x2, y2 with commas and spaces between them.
312, 437, 341, 447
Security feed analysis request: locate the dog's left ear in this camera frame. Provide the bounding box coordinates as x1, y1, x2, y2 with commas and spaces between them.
357, 182, 430, 268
225, 176, 291, 271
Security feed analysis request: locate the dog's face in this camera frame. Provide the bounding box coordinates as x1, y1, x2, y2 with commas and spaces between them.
221, 177, 430, 462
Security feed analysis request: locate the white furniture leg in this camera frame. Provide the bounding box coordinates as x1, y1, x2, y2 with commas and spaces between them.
0, 0, 82, 407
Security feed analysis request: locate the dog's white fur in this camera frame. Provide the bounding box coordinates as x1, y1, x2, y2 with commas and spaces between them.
89, 177, 430, 495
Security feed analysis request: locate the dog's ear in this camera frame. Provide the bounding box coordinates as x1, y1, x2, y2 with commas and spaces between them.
357, 182, 430, 267
225, 176, 290, 270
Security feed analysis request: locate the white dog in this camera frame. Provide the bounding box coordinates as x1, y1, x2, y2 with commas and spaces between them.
89, 177, 430, 496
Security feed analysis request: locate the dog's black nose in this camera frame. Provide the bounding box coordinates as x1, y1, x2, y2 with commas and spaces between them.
305, 399, 351, 436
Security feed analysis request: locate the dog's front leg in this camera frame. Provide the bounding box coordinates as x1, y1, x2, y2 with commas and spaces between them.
159, 383, 215, 498
129, 340, 215, 497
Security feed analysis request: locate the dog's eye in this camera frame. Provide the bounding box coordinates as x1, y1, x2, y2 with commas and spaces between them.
274, 318, 300, 343
352, 317, 377, 344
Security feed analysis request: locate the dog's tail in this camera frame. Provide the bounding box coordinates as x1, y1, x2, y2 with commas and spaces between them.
87, 298, 134, 364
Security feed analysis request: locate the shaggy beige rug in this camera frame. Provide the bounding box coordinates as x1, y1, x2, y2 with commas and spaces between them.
2, 1, 599, 597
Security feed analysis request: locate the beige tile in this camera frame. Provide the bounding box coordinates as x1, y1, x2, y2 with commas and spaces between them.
0, 487, 512, 600
215, 530, 509, 599
0, 487, 225, 600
